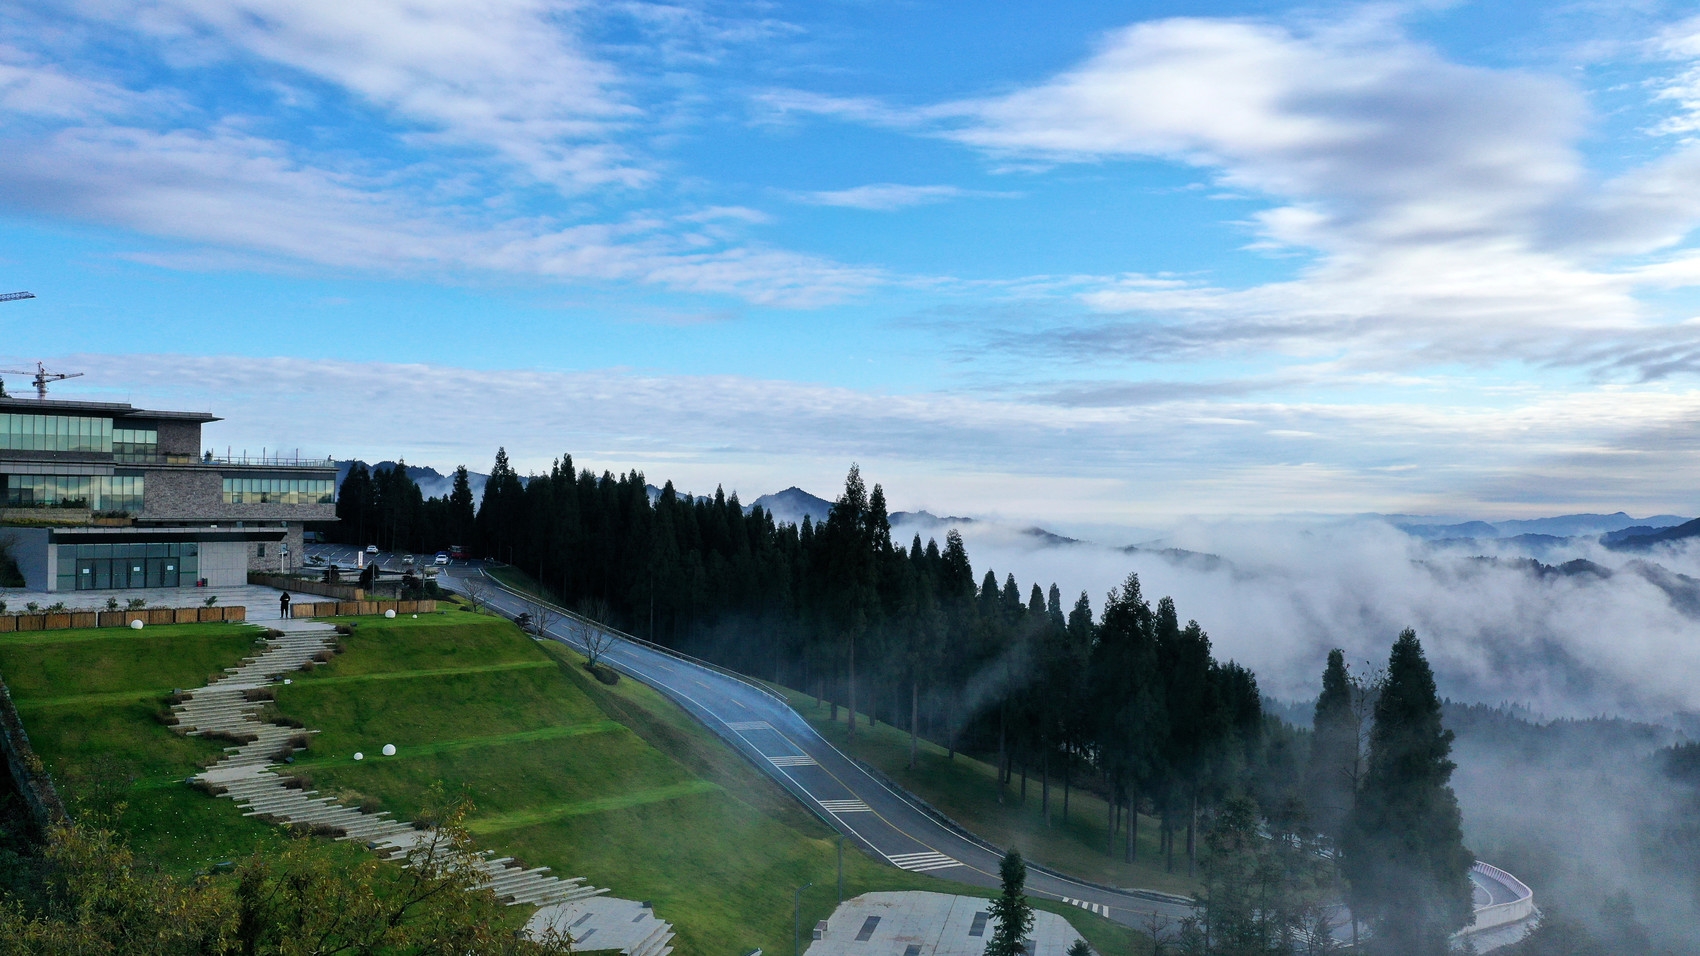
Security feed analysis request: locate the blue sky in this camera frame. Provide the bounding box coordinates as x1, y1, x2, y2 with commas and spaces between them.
4, 0, 1700, 531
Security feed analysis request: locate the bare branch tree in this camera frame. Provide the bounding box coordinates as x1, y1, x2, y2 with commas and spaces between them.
521, 595, 562, 640
459, 574, 492, 613
576, 598, 615, 668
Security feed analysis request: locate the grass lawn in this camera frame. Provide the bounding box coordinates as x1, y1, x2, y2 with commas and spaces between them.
771, 685, 1202, 899
1, 610, 1148, 954
0, 622, 292, 873
275, 612, 1145, 955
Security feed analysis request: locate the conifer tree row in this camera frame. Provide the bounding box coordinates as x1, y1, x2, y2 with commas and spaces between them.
334, 456, 1296, 863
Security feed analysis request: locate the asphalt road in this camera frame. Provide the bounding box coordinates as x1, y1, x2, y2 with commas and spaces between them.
430, 564, 1211, 930
322, 553, 1528, 941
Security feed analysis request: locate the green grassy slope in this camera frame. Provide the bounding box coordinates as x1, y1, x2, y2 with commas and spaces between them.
0, 623, 290, 872
3, 613, 1144, 954
774, 685, 1201, 898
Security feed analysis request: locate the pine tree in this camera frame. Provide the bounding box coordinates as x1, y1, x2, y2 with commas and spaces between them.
985, 849, 1034, 956
1306, 649, 1358, 848
448, 466, 476, 548
1342, 630, 1474, 956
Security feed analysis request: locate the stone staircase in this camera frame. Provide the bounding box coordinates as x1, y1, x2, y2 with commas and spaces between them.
176, 618, 673, 952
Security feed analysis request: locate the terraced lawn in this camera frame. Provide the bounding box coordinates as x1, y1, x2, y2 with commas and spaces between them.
3, 612, 1144, 954
0, 622, 289, 872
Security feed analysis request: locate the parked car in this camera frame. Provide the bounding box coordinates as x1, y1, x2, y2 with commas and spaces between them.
365, 544, 379, 555
448, 545, 469, 560
402, 554, 416, 566
434, 552, 450, 566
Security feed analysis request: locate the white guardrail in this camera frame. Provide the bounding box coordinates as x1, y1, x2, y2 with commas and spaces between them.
1462, 861, 1536, 935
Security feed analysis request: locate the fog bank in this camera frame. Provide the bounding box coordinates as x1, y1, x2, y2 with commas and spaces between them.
891, 514, 1700, 720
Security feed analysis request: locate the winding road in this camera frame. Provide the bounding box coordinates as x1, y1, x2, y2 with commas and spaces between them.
405, 559, 1530, 943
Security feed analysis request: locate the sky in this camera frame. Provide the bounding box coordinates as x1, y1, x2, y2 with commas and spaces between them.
5, 0, 1700, 532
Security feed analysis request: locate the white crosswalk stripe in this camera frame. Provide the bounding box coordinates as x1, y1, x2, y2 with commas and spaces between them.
818, 799, 872, 813
768, 754, 817, 767
726, 721, 773, 732
1063, 897, 1109, 918
886, 851, 962, 872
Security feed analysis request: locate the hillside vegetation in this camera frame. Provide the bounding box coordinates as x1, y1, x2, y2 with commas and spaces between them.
1, 613, 1137, 954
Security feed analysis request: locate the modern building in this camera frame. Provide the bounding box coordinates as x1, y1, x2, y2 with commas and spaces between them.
0, 395, 336, 591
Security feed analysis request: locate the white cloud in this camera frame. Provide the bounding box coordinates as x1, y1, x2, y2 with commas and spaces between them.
79, 0, 646, 192
774, 15, 1700, 376
0, 122, 874, 306
789, 183, 1015, 211
39, 353, 1700, 524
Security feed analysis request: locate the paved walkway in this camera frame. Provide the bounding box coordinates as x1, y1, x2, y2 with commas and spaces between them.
803, 892, 1083, 956
1, 583, 294, 613
175, 618, 673, 956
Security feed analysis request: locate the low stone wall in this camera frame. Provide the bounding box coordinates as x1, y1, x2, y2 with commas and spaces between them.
0, 672, 68, 832
248, 572, 363, 601
0, 605, 246, 632
288, 599, 436, 619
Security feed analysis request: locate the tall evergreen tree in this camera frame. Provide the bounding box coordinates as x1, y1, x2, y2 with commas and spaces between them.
1306, 649, 1358, 848
448, 466, 476, 547
1342, 630, 1473, 956
985, 849, 1034, 956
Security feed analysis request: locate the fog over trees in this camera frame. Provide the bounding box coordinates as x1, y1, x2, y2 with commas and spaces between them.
327, 453, 1698, 954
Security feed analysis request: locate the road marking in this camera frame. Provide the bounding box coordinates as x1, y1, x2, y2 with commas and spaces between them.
886, 851, 961, 872
726, 721, 773, 732
1063, 897, 1109, 918
768, 754, 817, 767
818, 799, 872, 814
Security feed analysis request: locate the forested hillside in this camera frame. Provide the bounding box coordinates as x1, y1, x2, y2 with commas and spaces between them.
332, 453, 1300, 874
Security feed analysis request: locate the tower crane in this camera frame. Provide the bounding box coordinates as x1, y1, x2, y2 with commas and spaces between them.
0, 361, 83, 399
0, 292, 34, 302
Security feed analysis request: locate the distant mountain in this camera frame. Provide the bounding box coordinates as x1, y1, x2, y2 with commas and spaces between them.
1396, 512, 1689, 540
1603, 516, 1700, 551
889, 510, 977, 529
747, 487, 833, 527
336, 460, 487, 501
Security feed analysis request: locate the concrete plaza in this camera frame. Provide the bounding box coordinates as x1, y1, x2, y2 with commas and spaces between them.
804, 892, 1084, 956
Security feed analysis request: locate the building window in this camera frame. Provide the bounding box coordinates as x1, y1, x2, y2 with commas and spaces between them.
112, 427, 158, 462
1, 474, 144, 513
222, 477, 335, 505
256, 543, 266, 558
0, 413, 113, 453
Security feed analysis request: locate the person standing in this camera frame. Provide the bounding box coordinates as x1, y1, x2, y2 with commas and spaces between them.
280, 591, 292, 619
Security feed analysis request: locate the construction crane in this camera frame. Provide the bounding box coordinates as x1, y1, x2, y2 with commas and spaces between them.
0, 361, 83, 399
0, 292, 34, 302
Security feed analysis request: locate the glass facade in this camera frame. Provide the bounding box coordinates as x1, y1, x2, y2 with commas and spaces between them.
1, 474, 144, 512
0, 413, 112, 452
55, 542, 198, 591
223, 477, 334, 505
113, 426, 158, 461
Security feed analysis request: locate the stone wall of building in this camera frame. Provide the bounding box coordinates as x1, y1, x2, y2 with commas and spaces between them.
154, 419, 202, 457
141, 468, 223, 519
139, 467, 335, 522
245, 524, 306, 573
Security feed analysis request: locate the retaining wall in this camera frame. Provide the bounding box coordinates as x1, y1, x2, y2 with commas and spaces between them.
0, 605, 247, 632
287, 599, 436, 619
248, 572, 364, 601
0, 671, 67, 832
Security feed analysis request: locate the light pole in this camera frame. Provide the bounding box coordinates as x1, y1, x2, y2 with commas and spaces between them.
794, 881, 812, 956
